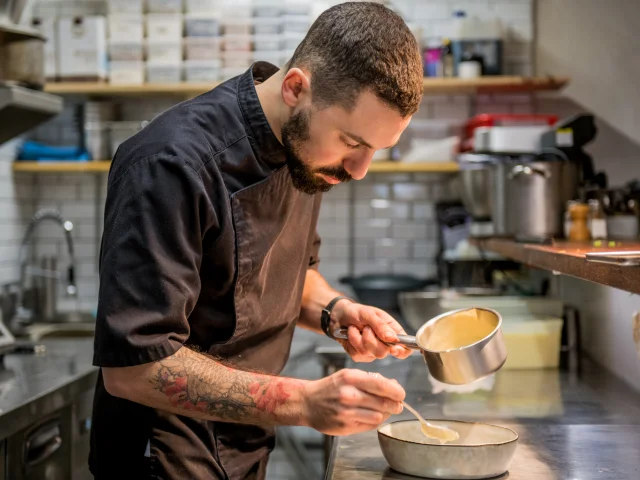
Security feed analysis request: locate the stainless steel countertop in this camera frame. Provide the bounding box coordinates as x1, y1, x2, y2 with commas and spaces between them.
0, 338, 97, 439
325, 354, 640, 479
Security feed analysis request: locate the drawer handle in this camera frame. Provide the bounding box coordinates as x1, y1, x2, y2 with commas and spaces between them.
25, 422, 63, 467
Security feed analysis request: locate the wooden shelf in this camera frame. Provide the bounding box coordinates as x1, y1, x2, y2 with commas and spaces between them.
11, 160, 458, 174
421, 76, 569, 94
44, 82, 218, 96
12, 161, 112, 173
368, 161, 458, 173
43, 76, 569, 97
12, 160, 458, 174
475, 238, 640, 295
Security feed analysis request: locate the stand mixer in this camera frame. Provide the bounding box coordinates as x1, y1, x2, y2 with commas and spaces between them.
456, 114, 600, 241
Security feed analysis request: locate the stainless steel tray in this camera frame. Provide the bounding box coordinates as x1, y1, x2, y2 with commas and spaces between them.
585, 251, 640, 266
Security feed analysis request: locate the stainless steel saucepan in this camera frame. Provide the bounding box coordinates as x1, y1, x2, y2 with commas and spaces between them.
334, 308, 506, 385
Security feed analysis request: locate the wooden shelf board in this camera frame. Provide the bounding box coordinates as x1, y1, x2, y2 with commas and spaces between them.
44, 82, 218, 95
44, 76, 569, 96
12, 161, 112, 173
14, 161, 458, 174
368, 161, 458, 173
422, 76, 569, 94
475, 238, 640, 295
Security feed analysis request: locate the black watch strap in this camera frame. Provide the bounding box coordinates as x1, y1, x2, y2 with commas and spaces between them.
321, 296, 355, 339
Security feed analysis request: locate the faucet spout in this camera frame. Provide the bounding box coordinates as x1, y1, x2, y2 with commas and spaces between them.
12, 208, 78, 330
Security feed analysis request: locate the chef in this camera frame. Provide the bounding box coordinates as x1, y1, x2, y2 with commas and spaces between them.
89, 2, 424, 479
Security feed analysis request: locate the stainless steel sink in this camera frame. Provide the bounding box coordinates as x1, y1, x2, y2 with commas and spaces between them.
24, 314, 96, 341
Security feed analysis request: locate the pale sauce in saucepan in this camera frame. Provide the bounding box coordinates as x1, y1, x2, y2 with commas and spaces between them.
422, 308, 498, 351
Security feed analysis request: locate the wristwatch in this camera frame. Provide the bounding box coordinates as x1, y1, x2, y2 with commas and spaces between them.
321, 296, 355, 339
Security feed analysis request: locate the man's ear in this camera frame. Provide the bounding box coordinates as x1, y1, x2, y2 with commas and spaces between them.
281, 67, 311, 108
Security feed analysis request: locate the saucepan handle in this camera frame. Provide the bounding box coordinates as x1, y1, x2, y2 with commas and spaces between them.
333, 328, 421, 350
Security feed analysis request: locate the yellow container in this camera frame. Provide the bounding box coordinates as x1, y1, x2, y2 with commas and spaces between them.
501, 316, 564, 370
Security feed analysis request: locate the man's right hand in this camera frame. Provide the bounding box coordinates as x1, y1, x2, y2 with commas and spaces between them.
301, 369, 405, 436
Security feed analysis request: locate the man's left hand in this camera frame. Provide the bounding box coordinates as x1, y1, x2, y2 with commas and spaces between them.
331, 300, 413, 363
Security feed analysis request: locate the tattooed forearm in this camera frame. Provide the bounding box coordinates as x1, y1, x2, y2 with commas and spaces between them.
148, 347, 304, 425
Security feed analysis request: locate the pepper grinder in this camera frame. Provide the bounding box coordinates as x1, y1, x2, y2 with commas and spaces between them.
568, 203, 591, 242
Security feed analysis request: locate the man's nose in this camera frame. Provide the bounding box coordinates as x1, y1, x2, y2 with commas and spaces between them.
343, 151, 374, 181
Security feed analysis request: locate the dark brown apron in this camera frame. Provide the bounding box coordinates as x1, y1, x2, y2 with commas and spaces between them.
149, 167, 322, 480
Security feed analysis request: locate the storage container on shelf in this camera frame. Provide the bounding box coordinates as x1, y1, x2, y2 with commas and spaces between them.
253, 2, 281, 18
109, 41, 144, 61
282, 14, 309, 33
222, 34, 252, 52
253, 34, 282, 51
184, 37, 221, 60
184, 59, 222, 82
146, 14, 184, 40
282, 32, 304, 50
108, 15, 144, 42
450, 11, 503, 76
223, 18, 253, 36
221, 66, 246, 79
107, 0, 143, 15
284, 0, 309, 16
109, 61, 145, 84
146, 62, 183, 83
282, 48, 295, 62
57, 16, 108, 81
185, 14, 220, 37
146, 40, 183, 64
253, 50, 285, 67
221, 1, 252, 23
221, 50, 253, 68
185, 0, 217, 14
31, 18, 57, 80
109, 121, 146, 155
147, 0, 184, 14
253, 17, 282, 35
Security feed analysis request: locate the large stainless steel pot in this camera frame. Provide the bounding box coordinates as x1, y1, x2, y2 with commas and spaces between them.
335, 307, 507, 385
0, 35, 45, 88
504, 159, 578, 238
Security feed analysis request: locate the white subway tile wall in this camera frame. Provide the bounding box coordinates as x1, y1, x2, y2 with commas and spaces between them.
2, 0, 536, 307
315, 171, 458, 287
0, 140, 35, 285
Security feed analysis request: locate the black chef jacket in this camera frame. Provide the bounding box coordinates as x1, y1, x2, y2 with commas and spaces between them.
89, 62, 322, 480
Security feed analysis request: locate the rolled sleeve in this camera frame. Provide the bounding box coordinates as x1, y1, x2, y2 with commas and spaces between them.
93, 154, 217, 367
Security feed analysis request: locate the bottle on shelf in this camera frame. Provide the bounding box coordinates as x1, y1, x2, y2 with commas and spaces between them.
588, 198, 608, 240
441, 38, 454, 78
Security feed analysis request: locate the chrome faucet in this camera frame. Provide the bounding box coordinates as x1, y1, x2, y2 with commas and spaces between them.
10, 208, 77, 332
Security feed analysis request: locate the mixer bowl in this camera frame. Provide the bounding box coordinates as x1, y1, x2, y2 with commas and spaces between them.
458, 167, 494, 220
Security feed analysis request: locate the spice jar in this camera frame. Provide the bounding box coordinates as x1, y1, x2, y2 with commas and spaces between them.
568, 202, 591, 242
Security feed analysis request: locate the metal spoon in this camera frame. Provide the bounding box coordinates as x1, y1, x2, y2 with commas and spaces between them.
401, 401, 459, 444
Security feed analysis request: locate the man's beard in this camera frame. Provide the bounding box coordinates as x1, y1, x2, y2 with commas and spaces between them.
282, 110, 352, 195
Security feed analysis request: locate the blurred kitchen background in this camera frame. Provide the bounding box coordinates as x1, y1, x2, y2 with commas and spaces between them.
0, 0, 639, 479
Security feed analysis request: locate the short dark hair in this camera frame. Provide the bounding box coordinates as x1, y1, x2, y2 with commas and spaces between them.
287, 2, 423, 117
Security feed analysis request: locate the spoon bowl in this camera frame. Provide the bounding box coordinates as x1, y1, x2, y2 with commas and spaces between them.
402, 401, 459, 444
